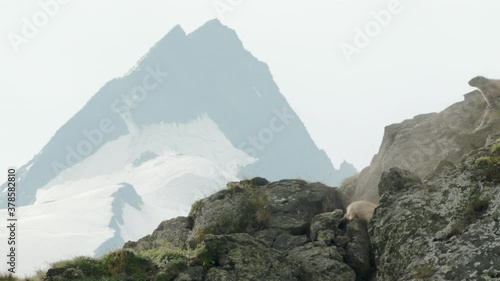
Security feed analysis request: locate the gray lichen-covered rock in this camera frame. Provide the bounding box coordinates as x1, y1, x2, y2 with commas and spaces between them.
187, 186, 264, 246
202, 232, 362, 281
188, 179, 345, 247
174, 266, 204, 281
370, 141, 500, 280
345, 219, 374, 280
252, 228, 308, 250
308, 209, 375, 280
310, 210, 344, 241
272, 232, 308, 250
266, 180, 345, 235
47, 179, 352, 281
288, 241, 356, 281
203, 233, 298, 281
377, 168, 422, 196
205, 268, 234, 281
124, 216, 193, 251
252, 228, 282, 247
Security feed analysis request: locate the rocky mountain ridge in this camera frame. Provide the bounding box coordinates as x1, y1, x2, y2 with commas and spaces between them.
43, 178, 375, 281
40, 138, 500, 281
346, 88, 500, 203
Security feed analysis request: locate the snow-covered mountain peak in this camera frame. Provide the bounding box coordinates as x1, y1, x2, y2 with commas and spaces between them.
0, 20, 355, 276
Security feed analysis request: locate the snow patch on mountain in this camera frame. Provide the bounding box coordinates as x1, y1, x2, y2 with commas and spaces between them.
0, 115, 255, 276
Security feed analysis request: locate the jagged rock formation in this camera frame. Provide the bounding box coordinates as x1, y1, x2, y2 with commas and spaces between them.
44, 179, 376, 281
469, 76, 500, 109
350, 88, 500, 203
370, 140, 500, 280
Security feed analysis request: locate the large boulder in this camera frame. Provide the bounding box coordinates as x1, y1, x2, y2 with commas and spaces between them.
203, 233, 298, 281
188, 179, 345, 246
187, 183, 272, 246
310, 210, 344, 242
287, 241, 356, 281
309, 209, 375, 280
345, 219, 374, 280
45, 179, 354, 281
124, 216, 193, 251
266, 180, 345, 235
370, 141, 500, 280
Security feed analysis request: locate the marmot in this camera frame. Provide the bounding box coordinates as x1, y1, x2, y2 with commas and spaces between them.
339, 200, 377, 228
468, 76, 500, 109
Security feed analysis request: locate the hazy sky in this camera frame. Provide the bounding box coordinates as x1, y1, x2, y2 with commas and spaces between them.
1, 0, 499, 173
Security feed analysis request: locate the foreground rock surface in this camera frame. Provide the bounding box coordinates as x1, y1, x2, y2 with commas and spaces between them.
44, 178, 375, 281
370, 140, 500, 280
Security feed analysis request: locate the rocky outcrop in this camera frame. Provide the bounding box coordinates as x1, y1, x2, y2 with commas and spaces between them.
45, 178, 376, 281
123, 216, 193, 251
369, 140, 500, 280
352, 89, 500, 203
203, 233, 297, 281
186, 179, 345, 245
288, 241, 356, 281
43, 140, 499, 280
345, 219, 374, 279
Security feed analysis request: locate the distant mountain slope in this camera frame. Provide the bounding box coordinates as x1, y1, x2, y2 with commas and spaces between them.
4, 116, 255, 275
1, 19, 353, 207
0, 20, 355, 276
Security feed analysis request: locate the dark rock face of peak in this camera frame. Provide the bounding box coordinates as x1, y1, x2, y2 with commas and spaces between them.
1, 20, 354, 207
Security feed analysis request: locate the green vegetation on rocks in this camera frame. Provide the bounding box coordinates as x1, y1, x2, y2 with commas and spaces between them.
188, 199, 203, 217
191, 183, 271, 245
44, 250, 156, 281
42, 178, 354, 281
474, 141, 500, 183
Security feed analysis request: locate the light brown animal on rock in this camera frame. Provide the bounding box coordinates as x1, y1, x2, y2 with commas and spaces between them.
343, 200, 377, 224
